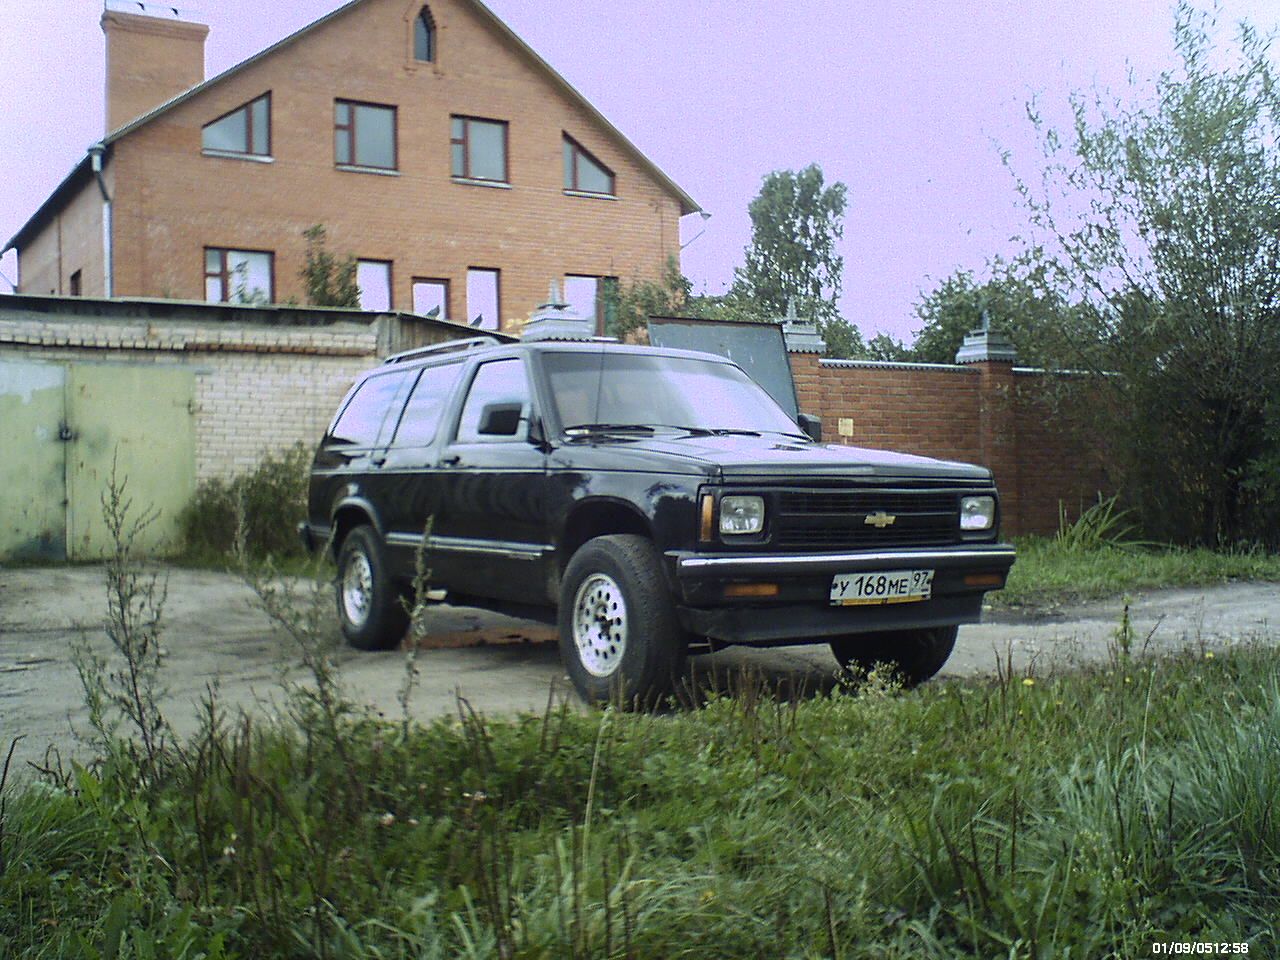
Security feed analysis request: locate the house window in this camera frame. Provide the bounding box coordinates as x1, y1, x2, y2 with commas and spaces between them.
202, 93, 271, 157
205, 248, 273, 303
357, 260, 393, 311
414, 5, 436, 62
335, 100, 397, 170
466, 268, 500, 330
451, 116, 508, 182
565, 274, 619, 334
69, 270, 82, 296
412, 277, 450, 319
563, 135, 614, 195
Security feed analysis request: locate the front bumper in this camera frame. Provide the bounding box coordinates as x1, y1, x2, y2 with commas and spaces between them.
667, 544, 1016, 646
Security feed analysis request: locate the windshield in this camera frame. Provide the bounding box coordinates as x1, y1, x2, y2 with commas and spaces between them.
542, 351, 804, 436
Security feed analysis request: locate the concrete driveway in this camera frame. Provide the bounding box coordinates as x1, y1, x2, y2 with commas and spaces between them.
1, 564, 1276, 774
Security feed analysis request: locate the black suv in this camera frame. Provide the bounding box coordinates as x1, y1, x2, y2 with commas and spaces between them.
302, 335, 1015, 703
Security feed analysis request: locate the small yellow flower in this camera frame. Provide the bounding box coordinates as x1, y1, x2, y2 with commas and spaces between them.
1021, 677, 1035, 687
1124, 677, 1132, 684
700, 890, 716, 904
1204, 651, 1215, 660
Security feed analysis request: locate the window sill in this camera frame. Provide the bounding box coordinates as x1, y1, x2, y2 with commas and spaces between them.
564, 189, 617, 201
336, 164, 401, 176
202, 149, 274, 163
451, 177, 512, 190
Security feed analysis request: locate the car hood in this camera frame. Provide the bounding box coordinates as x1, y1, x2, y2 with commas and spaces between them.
563, 432, 992, 482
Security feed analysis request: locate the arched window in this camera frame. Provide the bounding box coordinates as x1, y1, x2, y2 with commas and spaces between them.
414, 6, 436, 62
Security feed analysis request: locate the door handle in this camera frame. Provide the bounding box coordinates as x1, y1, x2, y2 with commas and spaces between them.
441, 454, 461, 466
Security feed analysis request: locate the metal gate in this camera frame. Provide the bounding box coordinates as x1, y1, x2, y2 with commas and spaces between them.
1, 359, 195, 560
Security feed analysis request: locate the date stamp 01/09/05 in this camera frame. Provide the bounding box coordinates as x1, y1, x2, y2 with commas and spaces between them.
1151, 944, 1249, 955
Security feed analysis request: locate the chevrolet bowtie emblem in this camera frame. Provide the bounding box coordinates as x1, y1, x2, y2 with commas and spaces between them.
863, 511, 897, 529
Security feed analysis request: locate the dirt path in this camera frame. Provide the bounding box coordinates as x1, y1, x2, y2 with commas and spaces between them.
2, 565, 1276, 775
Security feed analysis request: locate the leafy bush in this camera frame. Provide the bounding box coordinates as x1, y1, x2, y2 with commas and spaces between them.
179, 443, 311, 560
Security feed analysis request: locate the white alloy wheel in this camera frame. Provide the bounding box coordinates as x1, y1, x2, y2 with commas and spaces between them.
341, 549, 374, 627
572, 572, 628, 677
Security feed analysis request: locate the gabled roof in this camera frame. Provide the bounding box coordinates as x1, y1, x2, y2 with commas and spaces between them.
4, 0, 699, 254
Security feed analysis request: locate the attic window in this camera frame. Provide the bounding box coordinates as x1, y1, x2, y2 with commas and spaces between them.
202, 93, 271, 158
414, 6, 436, 62
563, 135, 614, 196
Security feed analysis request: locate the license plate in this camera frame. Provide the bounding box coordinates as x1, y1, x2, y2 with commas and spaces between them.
830, 569, 934, 606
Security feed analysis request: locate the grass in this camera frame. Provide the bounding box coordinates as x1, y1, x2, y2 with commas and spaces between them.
994, 495, 1280, 610
6, 485, 1277, 956
996, 538, 1280, 610
3, 643, 1278, 958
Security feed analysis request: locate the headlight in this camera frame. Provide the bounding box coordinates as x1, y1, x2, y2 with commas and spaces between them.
720, 495, 765, 535
960, 496, 996, 531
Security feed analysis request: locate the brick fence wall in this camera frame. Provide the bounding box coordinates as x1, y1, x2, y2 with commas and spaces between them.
789, 351, 1109, 537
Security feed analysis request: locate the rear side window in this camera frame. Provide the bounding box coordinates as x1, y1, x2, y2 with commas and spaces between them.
391, 361, 463, 447
328, 371, 412, 446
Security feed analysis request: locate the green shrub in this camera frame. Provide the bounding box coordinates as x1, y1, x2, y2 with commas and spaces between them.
179, 443, 312, 560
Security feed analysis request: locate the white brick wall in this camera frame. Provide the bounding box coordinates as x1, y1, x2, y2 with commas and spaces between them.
0, 317, 379, 481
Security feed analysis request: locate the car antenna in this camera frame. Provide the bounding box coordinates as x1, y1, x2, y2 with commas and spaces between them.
590, 334, 607, 428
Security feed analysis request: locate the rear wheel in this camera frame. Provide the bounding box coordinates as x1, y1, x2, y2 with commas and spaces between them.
559, 534, 688, 707
828, 626, 958, 686
336, 525, 408, 651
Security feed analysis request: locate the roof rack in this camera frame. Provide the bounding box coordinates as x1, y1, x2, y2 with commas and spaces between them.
382, 335, 501, 365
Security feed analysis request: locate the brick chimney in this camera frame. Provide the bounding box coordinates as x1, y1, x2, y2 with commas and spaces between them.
102, 2, 208, 132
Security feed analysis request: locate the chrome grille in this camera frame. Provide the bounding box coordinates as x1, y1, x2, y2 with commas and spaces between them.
774, 489, 961, 550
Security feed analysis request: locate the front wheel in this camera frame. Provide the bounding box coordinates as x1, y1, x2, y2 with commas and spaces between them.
828, 626, 958, 686
336, 525, 408, 651
558, 534, 688, 707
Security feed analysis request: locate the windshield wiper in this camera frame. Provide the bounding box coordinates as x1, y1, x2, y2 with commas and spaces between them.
663, 425, 762, 437
563, 423, 657, 436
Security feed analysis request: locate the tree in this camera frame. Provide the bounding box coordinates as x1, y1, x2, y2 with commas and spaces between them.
1015, 4, 1280, 545
908, 254, 1070, 366
299, 224, 360, 307
731, 165, 866, 358
604, 256, 695, 340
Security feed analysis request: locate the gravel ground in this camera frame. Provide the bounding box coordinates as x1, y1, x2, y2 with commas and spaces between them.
2, 564, 1276, 776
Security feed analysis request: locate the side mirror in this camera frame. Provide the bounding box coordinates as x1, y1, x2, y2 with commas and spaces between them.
478, 401, 524, 437
797, 412, 822, 442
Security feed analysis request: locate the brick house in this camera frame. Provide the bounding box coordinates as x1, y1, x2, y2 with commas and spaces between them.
3, 0, 700, 333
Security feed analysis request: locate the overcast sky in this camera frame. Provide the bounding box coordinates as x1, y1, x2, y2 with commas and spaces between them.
1, 0, 1276, 341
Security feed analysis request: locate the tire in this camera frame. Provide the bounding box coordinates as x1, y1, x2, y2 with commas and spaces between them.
828, 626, 958, 687
336, 525, 409, 651
558, 534, 688, 707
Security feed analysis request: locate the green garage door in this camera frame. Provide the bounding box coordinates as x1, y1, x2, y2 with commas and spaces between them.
0, 359, 195, 561
65, 364, 196, 559
0, 359, 68, 560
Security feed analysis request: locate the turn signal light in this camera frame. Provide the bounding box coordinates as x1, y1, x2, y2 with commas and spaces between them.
723, 582, 780, 598
700, 494, 715, 541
